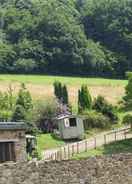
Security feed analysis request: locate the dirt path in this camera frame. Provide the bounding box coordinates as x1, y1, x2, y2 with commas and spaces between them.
43, 126, 132, 161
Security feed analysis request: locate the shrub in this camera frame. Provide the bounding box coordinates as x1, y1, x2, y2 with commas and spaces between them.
122, 114, 132, 129
122, 73, 132, 110
12, 105, 26, 122
83, 111, 111, 130
0, 110, 12, 121
16, 83, 33, 111
78, 85, 92, 113
33, 99, 58, 132
53, 81, 69, 105
93, 95, 118, 122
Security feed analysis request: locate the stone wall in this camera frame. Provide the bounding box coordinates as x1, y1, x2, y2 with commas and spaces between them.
0, 153, 132, 184
0, 130, 27, 162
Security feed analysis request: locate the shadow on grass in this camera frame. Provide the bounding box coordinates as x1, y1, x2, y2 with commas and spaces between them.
51, 133, 65, 142
102, 138, 132, 155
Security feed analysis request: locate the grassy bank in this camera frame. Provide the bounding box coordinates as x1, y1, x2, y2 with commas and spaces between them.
37, 133, 65, 156
72, 138, 132, 160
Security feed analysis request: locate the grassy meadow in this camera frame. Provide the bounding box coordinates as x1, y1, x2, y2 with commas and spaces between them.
37, 134, 65, 156
0, 75, 127, 112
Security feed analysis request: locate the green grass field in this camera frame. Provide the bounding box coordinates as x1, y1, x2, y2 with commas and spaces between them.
0, 74, 127, 110
37, 133, 65, 156
0, 74, 127, 86
72, 138, 132, 160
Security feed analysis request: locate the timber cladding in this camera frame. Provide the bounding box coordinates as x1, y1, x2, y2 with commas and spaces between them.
0, 153, 132, 184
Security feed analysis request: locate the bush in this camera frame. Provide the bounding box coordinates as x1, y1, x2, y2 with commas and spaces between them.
78, 85, 92, 113
53, 81, 69, 105
83, 111, 111, 130
12, 105, 26, 122
0, 110, 12, 121
33, 99, 58, 132
122, 73, 132, 110
93, 95, 118, 122
122, 114, 132, 129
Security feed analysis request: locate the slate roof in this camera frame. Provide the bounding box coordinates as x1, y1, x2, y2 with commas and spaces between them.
0, 122, 26, 130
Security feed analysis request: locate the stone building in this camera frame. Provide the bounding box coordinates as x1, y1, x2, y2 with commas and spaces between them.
0, 122, 27, 163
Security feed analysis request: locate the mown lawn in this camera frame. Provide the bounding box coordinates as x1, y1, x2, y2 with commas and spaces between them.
72, 138, 132, 160
37, 133, 65, 155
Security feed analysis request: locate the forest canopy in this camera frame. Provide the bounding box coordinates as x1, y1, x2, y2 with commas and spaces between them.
0, 0, 132, 78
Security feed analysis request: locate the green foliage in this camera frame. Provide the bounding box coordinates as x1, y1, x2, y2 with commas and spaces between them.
0, 0, 131, 77
16, 83, 33, 111
72, 138, 132, 160
14, 58, 37, 73
0, 110, 12, 121
53, 81, 62, 101
53, 81, 69, 104
78, 85, 92, 113
0, 85, 15, 121
122, 114, 132, 129
62, 85, 68, 105
123, 73, 132, 110
33, 99, 58, 130
12, 83, 33, 123
83, 111, 111, 129
12, 104, 26, 122
93, 95, 118, 122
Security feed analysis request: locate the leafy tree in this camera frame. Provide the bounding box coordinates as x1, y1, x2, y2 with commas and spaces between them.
12, 83, 33, 122
123, 73, 132, 110
122, 114, 132, 129
53, 81, 62, 101
0, 0, 132, 77
53, 81, 69, 105
62, 85, 68, 105
12, 104, 26, 122
13, 58, 37, 73
78, 85, 92, 113
16, 83, 33, 111
93, 95, 118, 122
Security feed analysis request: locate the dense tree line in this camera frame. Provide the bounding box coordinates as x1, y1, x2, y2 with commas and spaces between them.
0, 0, 132, 77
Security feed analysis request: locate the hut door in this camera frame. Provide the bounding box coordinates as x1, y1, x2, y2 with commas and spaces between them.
0, 142, 16, 162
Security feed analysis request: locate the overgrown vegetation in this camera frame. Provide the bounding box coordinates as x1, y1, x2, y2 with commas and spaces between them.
1, 0, 132, 77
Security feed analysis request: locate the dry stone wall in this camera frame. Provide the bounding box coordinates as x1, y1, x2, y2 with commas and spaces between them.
0, 154, 132, 184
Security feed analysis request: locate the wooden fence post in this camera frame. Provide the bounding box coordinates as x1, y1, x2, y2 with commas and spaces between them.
55, 152, 57, 161
124, 130, 126, 139
72, 145, 74, 156
94, 137, 96, 149
77, 142, 79, 154
85, 140, 87, 152
59, 149, 62, 160
64, 147, 66, 159
104, 134, 106, 145
115, 132, 117, 141
68, 145, 70, 159
57, 151, 59, 161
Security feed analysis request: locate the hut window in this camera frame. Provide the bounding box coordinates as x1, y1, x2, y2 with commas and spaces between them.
69, 118, 77, 127
64, 118, 70, 128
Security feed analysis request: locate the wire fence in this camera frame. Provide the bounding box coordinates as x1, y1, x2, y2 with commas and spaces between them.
43, 127, 132, 161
